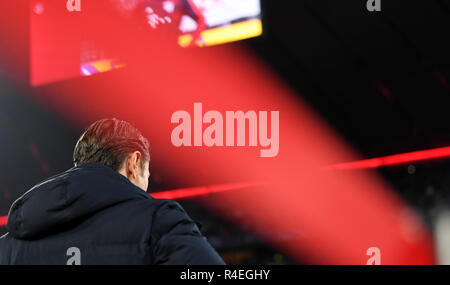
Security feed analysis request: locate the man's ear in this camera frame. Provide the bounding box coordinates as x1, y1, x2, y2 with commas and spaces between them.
128, 151, 142, 178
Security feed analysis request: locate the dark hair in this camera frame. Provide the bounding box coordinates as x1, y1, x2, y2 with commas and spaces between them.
73, 118, 150, 171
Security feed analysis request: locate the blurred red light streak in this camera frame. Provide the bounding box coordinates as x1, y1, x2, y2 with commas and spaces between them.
2, 144, 449, 228
327, 146, 450, 170
0, 216, 6, 227
150, 181, 262, 200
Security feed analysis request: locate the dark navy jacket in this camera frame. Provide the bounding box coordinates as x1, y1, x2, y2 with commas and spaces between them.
0, 163, 225, 265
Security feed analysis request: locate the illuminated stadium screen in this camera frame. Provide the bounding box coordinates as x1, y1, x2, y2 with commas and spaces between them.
112, 0, 262, 47
30, 0, 262, 86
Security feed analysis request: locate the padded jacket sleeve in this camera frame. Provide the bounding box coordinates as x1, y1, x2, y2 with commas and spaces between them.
151, 200, 226, 265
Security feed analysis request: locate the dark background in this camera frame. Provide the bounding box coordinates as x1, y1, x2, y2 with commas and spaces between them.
1, 0, 449, 264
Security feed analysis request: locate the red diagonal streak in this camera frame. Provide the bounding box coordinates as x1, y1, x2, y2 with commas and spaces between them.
326, 146, 450, 170
4, 145, 448, 225
150, 181, 262, 200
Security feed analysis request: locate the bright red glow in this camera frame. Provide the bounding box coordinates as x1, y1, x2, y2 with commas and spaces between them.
0, 216, 6, 227
327, 146, 450, 170
150, 182, 262, 200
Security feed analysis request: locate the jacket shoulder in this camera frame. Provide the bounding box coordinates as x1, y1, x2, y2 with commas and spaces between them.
149, 199, 198, 238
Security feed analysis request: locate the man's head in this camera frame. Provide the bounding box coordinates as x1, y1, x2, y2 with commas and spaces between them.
73, 118, 150, 191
